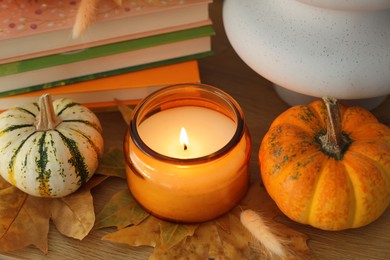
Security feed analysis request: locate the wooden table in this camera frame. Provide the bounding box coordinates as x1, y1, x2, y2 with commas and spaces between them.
2, 1, 389, 259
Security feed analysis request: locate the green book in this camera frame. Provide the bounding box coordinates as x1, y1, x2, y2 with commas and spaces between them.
0, 25, 214, 95
0, 25, 215, 77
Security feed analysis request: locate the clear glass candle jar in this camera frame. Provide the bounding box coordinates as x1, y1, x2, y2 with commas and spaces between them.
123, 83, 251, 223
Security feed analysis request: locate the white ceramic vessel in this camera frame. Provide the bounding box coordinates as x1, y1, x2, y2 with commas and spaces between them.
223, 0, 390, 109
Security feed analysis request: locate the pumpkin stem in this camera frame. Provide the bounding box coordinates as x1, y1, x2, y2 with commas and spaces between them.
319, 97, 348, 160
34, 94, 62, 131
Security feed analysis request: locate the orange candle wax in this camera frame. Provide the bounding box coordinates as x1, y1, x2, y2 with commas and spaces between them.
124, 84, 251, 223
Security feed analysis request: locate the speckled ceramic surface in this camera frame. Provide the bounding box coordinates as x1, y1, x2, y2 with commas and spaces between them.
223, 0, 390, 100
296, 0, 390, 11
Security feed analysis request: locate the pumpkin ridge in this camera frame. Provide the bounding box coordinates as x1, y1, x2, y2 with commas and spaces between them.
13, 107, 37, 118
306, 158, 327, 225
347, 150, 390, 191
308, 160, 354, 230
56, 102, 79, 116
271, 107, 323, 134
55, 130, 90, 186
62, 120, 102, 134
348, 138, 390, 159
8, 132, 38, 185
344, 169, 358, 229
67, 127, 103, 159
347, 122, 390, 140
282, 151, 324, 222
0, 124, 33, 136
343, 152, 389, 227
36, 132, 52, 197
307, 102, 327, 125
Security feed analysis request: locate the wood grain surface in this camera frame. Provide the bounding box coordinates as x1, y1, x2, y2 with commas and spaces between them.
2, 1, 389, 259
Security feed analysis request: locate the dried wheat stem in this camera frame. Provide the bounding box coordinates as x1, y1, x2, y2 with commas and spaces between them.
240, 209, 286, 257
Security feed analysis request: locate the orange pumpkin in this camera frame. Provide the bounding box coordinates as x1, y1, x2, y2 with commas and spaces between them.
259, 97, 390, 231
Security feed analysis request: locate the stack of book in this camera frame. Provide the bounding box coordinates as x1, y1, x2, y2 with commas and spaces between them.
0, 0, 213, 111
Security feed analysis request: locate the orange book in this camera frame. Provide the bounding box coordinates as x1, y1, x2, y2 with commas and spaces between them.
0, 60, 200, 111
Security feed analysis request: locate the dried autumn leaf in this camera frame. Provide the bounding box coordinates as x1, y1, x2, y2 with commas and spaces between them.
0, 186, 50, 253
100, 182, 315, 259
103, 215, 199, 254
96, 147, 126, 178
50, 175, 107, 240
103, 215, 161, 247
150, 221, 224, 259
158, 221, 198, 251
189, 221, 225, 258
94, 189, 150, 230
0, 176, 10, 189
0, 175, 107, 253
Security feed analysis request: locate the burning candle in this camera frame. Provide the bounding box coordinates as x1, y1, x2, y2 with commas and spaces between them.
124, 84, 251, 223
138, 106, 236, 159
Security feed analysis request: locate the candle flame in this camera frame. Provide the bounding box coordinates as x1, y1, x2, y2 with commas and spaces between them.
180, 127, 188, 151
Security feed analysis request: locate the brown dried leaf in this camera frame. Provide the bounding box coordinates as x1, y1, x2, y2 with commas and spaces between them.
94, 189, 150, 230
158, 221, 198, 251
0, 186, 50, 253
102, 216, 161, 247
0, 176, 10, 190
150, 221, 225, 259
96, 147, 126, 178
100, 182, 314, 259
0, 175, 107, 253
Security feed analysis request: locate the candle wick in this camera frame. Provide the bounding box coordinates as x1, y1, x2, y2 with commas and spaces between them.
183, 144, 188, 151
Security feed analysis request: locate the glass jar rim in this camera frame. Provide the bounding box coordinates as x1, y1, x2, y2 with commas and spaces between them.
129, 83, 246, 164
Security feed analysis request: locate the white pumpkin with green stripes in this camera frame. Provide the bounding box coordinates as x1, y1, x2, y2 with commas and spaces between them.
0, 94, 104, 198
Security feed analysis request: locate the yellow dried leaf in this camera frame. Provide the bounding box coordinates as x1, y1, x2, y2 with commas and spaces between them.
50, 175, 107, 240
94, 189, 150, 230
51, 188, 94, 240
103, 216, 161, 247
